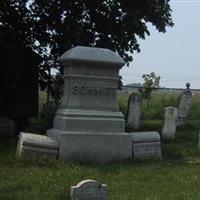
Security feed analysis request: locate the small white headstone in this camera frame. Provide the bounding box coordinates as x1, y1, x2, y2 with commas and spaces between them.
70, 180, 107, 200
0, 117, 15, 137
162, 107, 178, 140
130, 131, 162, 159
17, 132, 58, 159
177, 83, 192, 126
126, 92, 142, 130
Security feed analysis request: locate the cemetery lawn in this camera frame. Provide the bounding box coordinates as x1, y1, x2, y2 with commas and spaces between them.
1, 120, 200, 200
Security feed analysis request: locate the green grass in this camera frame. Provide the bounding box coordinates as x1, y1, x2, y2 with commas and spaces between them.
1, 120, 200, 200
2, 92, 199, 199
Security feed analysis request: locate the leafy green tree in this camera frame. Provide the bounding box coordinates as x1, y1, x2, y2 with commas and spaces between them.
0, 0, 173, 89
139, 72, 161, 100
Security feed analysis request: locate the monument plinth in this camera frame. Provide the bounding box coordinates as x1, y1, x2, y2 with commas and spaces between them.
47, 46, 132, 162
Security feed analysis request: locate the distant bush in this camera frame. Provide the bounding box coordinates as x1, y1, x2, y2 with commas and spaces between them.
142, 94, 178, 120
26, 101, 59, 134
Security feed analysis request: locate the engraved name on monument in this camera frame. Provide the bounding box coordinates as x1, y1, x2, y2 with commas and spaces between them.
71, 84, 116, 96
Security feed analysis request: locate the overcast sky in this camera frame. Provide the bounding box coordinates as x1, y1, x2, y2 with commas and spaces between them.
120, 0, 200, 89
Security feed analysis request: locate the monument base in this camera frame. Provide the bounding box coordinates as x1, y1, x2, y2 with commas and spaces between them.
53, 109, 125, 132
47, 129, 132, 163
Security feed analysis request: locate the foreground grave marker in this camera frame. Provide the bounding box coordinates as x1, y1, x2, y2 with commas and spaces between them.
70, 180, 107, 200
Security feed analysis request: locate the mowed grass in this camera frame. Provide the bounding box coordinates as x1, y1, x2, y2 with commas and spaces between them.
1, 120, 200, 200
1, 93, 200, 199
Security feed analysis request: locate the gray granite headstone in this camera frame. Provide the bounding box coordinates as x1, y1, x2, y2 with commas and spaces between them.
0, 117, 15, 137
162, 107, 177, 141
177, 83, 192, 126
47, 46, 132, 163
70, 180, 107, 200
130, 131, 162, 159
49, 46, 125, 133
17, 132, 58, 159
126, 92, 142, 130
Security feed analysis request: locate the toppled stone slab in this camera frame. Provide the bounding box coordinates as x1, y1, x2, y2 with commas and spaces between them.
130, 131, 162, 159
17, 132, 58, 159
70, 180, 107, 200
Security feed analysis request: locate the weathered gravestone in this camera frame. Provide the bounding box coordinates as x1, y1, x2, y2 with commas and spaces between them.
126, 92, 142, 130
130, 131, 162, 159
17, 132, 58, 159
162, 107, 177, 141
177, 83, 192, 126
47, 46, 132, 163
70, 180, 107, 200
0, 117, 15, 137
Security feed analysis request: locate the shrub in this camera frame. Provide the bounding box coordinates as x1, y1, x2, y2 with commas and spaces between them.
142, 94, 178, 120
26, 101, 59, 134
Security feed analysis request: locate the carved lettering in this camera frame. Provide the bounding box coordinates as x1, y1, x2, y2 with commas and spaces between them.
94, 88, 102, 96
71, 84, 115, 97
87, 87, 93, 95
72, 84, 79, 95
80, 86, 86, 95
